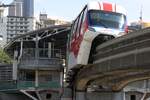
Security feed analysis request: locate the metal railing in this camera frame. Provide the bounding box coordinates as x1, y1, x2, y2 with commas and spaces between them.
19, 48, 63, 69
0, 81, 17, 90
0, 80, 60, 91
0, 64, 12, 81
22, 48, 62, 59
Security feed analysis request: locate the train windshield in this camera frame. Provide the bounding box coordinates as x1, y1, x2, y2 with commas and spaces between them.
88, 10, 126, 29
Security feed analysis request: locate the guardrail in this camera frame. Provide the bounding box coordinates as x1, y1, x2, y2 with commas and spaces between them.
22, 48, 62, 59
0, 80, 60, 91
0, 81, 16, 90
19, 48, 63, 69
18, 81, 60, 89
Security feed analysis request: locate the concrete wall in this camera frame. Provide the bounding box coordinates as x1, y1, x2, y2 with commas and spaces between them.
0, 92, 32, 100
61, 88, 72, 100
125, 92, 143, 100
75, 91, 124, 100
40, 91, 60, 100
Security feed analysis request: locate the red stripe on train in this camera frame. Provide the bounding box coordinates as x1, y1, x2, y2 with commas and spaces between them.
103, 3, 112, 12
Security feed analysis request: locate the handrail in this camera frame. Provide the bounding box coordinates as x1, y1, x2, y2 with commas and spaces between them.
21, 48, 62, 59
0, 80, 60, 90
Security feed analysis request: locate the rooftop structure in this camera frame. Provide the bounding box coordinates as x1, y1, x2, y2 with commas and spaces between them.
39, 13, 70, 27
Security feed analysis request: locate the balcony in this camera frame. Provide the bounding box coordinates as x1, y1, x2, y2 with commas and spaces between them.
19, 48, 63, 70
0, 80, 60, 91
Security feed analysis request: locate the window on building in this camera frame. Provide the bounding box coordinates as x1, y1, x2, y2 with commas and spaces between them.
24, 26, 28, 29
45, 75, 52, 81
46, 93, 52, 99
10, 34, 13, 37
130, 95, 136, 100
0, 18, 3, 23
25, 18, 27, 21
25, 72, 35, 81
77, 12, 84, 37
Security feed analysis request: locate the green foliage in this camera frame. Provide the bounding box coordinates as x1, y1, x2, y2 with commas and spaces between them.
0, 49, 12, 64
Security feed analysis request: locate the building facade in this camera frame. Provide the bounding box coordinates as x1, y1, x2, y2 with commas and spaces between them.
2, 25, 70, 100
8, 0, 23, 16
6, 0, 35, 43
23, 0, 34, 17
6, 16, 42, 42
8, 0, 34, 17
0, 7, 7, 47
39, 13, 70, 28
0, 17, 7, 47
7, 16, 34, 42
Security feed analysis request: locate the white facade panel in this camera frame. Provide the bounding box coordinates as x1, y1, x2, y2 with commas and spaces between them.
0, 17, 7, 47
6, 16, 38, 42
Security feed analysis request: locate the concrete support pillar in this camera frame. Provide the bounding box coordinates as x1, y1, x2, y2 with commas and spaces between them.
13, 40, 23, 81
48, 42, 51, 58
12, 59, 18, 81
75, 91, 86, 100
35, 70, 39, 87
12, 50, 18, 81
60, 72, 63, 87
35, 34, 39, 59
113, 91, 124, 100
61, 88, 72, 100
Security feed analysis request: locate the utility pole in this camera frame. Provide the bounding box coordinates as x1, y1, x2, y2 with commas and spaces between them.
139, 5, 143, 29
139, 5, 143, 22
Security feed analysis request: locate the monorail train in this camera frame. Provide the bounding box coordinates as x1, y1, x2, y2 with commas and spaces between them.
68, 1, 127, 70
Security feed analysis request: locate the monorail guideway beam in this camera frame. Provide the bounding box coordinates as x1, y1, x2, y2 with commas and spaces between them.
76, 67, 150, 91
74, 27, 150, 92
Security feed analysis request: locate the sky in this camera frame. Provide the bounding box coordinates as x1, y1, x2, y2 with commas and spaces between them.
1, 0, 150, 24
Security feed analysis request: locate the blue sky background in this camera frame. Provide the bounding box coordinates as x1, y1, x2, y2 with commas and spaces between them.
1, 0, 150, 23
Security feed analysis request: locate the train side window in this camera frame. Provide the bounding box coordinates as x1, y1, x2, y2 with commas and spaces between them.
77, 11, 84, 37
70, 24, 75, 39
82, 8, 88, 24
71, 21, 76, 40
72, 18, 79, 39
80, 8, 88, 35
79, 11, 84, 35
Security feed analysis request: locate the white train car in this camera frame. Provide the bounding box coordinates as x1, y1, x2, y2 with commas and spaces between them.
68, 1, 127, 70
